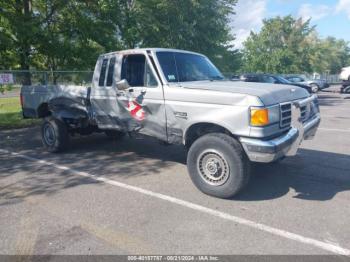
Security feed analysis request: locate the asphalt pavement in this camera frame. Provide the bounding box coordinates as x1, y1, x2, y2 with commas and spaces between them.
0, 86, 349, 257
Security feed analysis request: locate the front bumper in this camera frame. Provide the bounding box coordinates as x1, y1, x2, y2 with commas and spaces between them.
240, 96, 321, 163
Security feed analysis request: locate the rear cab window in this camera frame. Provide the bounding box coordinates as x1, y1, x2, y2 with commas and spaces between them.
106, 57, 116, 86
98, 58, 108, 86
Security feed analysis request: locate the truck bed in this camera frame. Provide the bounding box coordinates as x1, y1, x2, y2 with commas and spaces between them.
21, 85, 88, 118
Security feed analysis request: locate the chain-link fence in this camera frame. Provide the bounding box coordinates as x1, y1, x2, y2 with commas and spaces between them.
283, 73, 341, 84
222, 72, 342, 84
0, 70, 93, 87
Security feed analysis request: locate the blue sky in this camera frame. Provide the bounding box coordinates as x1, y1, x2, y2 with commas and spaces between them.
231, 0, 350, 48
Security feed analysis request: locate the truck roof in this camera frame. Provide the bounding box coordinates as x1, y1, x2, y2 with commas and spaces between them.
100, 48, 204, 58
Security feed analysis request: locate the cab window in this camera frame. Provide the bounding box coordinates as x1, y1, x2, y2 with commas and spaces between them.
98, 59, 108, 86
121, 54, 158, 87
106, 57, 116, 86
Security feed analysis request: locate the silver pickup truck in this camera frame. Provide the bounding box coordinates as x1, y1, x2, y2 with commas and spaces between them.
21, 48, 321, 198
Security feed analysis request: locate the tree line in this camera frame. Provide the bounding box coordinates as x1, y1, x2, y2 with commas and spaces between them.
0, 0, 239, 74
242, 16, 350, 75
0, 0, 349, 76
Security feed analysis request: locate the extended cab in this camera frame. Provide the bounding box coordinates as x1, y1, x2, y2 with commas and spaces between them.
21, 48, 321, 198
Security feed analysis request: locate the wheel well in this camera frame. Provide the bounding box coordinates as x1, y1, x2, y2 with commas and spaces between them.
185, 123, 233, 148
37, 103, 51, 118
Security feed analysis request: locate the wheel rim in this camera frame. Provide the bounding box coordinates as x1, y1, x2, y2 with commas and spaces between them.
43, 123, 56, 146
197, 149, 230, 186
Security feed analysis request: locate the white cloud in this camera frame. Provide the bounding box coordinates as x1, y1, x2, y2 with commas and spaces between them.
230, 0, 267, 49
336, 0, 350, 19
297, 4, 331, 21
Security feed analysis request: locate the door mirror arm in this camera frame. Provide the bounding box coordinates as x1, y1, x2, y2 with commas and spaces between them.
116, 79, 130, 91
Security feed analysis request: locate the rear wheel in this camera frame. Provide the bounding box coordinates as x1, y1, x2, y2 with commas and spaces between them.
187, 133, 251, 198
41, 117, 69, 153
344, 86, 350, 94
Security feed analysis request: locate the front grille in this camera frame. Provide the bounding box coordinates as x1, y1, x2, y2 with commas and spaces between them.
300, 105, 308, 122
280, 102, 292, 128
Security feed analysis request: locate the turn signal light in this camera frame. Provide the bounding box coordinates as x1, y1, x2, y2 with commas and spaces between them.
250, 108, 269, 126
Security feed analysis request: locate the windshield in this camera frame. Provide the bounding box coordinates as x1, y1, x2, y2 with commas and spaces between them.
156, 51, 224, 82
276, 76, 292, 84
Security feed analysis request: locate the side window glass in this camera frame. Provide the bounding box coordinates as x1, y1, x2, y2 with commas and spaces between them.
98, 59, 108, 86
106, 57, 116, 86
144, 62, 158, 87
121, 55, 146, 87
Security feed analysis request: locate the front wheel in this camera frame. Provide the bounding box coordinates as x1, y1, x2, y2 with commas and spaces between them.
187, 133, 251, 199
41, 117, 69, 153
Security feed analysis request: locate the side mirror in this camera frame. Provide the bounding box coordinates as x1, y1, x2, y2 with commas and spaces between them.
116, 79, 130, 90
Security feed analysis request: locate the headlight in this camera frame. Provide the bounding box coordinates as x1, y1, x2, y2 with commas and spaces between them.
250, 105, 280, 127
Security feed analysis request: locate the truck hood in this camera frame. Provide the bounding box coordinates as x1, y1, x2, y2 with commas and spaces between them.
180, 80, 310, 106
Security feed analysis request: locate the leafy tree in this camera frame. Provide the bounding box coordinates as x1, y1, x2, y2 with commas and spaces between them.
310, 36, 350, 74
0, 0, 36, 83
241, 15, 350, 74
98, 0, 239, 71
242, 16, 315, 74
0, 0, 240, 74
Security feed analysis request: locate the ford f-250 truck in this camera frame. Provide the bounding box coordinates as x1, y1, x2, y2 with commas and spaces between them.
21, 48, 321, 198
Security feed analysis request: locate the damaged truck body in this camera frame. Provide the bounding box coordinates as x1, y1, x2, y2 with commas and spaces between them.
21, 48, 321, 198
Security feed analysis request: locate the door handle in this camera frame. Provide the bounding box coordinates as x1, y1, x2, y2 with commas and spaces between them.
128, 88, 134, 93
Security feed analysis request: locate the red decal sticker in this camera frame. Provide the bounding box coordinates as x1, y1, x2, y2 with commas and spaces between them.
127, 101, 145, 121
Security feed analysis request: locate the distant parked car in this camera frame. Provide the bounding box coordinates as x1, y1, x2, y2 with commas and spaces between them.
340, 80, 350, 94
241, 73, 312, 93
229, 74, 241, 81
340, 66, 350, 81
285, 75, 329, 93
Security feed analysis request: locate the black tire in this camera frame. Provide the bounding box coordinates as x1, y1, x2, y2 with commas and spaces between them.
344, 86, 350, 94
41, 117, 69, 153
104, 130, 126, 140
187, 133, 251, 199
310, 83, 319, 93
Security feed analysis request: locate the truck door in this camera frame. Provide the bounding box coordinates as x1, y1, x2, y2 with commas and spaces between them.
116, 53, 167, 141
90, 55, 125, 129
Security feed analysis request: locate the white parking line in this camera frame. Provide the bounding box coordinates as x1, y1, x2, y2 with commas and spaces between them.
1, 148, 350, 256
319, 128, 350, 133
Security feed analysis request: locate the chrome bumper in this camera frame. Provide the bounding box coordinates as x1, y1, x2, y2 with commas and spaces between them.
240, 96, 321, 163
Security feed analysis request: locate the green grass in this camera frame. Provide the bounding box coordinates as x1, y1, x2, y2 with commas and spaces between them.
0, 97, 40, 129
